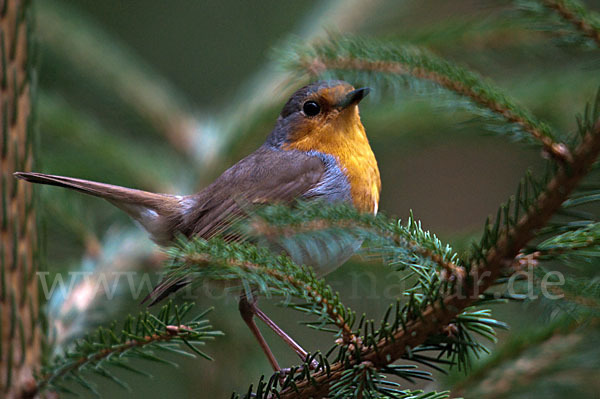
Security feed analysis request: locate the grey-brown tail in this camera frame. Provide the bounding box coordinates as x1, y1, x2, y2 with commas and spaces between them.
14, 172, 167, 204
14, 172, 183, 245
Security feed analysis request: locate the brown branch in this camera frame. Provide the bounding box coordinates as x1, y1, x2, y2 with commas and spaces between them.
306, 57, 573, 163
35, 325, 195, 393
185, 253, 358, 345
544, 0, 600, 48
452, 328, 581, 398
536, 238, 600, 258
0, 1, 41, 398
252, 218, 466, 281
411, 244, 466, 282
278, 119, 600, 398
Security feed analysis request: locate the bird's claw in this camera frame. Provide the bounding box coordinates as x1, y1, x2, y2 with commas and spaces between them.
277, 358, 320, 382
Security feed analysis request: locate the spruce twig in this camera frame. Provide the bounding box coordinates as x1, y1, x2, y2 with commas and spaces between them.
451, 317, 577, 395
179, 248, 358, 345
543, 0, 600, 47
288, 36, 572, 162
534, 222, 600, 257
250, 211, 465, 281
452, 326, 583, 398
37, 303, 221, 396
0, 1, 40, 397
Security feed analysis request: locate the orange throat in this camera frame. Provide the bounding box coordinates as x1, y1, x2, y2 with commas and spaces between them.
283, 108, 381, 213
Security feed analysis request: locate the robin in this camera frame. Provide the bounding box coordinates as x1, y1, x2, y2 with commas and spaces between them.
15, 80, 381, 372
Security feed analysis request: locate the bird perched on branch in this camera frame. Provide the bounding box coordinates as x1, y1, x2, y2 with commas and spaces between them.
15, 80, 381, 372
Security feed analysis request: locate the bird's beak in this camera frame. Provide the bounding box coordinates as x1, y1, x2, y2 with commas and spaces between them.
338, 87, 371, 110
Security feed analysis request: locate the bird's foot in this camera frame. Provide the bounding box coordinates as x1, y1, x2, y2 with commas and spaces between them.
277, 357, 320, 381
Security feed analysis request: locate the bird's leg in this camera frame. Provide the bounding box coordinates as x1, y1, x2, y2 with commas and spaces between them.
252, 305, 310, 362
238, 295, 318, 371
239, 295, 281, 372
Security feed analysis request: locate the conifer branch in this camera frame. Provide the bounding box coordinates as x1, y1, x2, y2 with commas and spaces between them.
248, 205, 464, 281
474, 333, 582, 397
166, 238, 362, 346
451, 317, 579, 397
535, 266, 600, 310
543, 0, 600, 48
47, 229, 162, 352
37, 303, 221, 396
0, 1, 41, 397
286, 37, 572, 162
382, 216, 466, 281
182, 251, 358, 344
39, 326, 194, 392
254, 221, 464, 281
275, 117, 600, 398
534, 222, 600, 257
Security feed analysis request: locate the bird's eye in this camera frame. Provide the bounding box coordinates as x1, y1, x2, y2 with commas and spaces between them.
302, 101, 321, 117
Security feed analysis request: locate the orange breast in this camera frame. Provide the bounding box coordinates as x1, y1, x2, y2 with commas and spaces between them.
283, 108, 381, 213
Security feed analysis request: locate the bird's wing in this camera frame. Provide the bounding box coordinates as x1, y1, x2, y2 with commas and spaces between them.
144, 146, 327, 305
178, 146, 327, 240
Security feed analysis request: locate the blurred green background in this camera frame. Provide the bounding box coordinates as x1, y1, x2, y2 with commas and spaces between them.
34, 0, 599, 397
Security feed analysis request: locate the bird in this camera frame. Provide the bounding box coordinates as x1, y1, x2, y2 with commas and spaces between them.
14, 80, 381, 372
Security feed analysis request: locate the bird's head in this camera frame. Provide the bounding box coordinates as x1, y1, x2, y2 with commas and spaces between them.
267, 80, 371, 149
